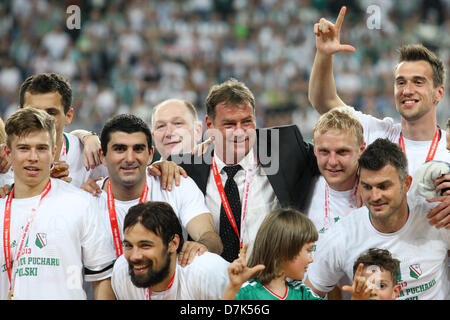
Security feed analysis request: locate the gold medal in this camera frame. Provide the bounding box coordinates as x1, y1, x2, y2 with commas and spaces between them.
7, 290, 14, 300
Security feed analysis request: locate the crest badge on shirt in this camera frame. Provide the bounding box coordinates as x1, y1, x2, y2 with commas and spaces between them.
409, 264, 422, 279
35, 233, 47, 249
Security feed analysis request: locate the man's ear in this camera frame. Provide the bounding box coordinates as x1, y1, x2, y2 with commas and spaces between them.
169, 234, 180, 254
194, 121, 203, 144
65, 107, 74, 125
433, 85, 445, 105
147, 146, 154, 165
205, 115, 213, 131
100, 148, 107, 166
403, 175, 413, 194
4, 143, 11, 158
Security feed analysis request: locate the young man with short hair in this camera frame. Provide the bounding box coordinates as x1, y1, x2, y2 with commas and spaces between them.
306, 107, 365, 234
0, 107, 115, 299
94, 114, 222, 266
0, 73, 107, 187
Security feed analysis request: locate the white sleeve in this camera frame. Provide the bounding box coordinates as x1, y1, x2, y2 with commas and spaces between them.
111, 255, 137, 300
173, 176, 210, 228
344, 105, 400, 145
187, 253, 230, 300
81, 196, 116, 281
306, 224, 347, 293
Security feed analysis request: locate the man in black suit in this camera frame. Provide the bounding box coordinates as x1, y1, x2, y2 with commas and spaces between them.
171, 78, 319, 262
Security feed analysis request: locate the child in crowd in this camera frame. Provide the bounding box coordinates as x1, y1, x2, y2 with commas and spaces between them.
342, 248, 401, 300
222, 208, 322, 300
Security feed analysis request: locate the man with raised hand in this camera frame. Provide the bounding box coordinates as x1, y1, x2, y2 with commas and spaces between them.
0, 107, 115, 300
308, 6, 449, 228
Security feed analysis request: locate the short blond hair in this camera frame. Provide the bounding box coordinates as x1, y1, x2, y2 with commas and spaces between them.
313, 107, 364, 146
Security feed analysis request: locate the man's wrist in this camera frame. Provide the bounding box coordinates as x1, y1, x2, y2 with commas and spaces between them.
81, 131, 98, 143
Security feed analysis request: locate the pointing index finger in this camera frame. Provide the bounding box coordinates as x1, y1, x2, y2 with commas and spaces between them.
335, 6, 347, 31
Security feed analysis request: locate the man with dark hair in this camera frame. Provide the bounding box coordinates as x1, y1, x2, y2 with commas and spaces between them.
0, 72, 108, 187
111, 201, 229, 300
305, 138, 449, 300
176, 78, 319, 262
92, 114, 222, 266
0, 107, 115, 299
308, 6, 449, 228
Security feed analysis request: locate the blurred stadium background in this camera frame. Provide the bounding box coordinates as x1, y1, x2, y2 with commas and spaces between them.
0, 0, 449, 142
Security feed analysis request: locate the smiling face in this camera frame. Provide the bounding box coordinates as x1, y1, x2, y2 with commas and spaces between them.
394, 60, 444, 122
123, 223, 175, 288
314, 129, 365, 191
359, 164, 411, 232
6, 130, 56, 195
205, 101, 256, 165
281, 242, 315, 281
101, 131, 153, 189
152, 100, 202, 159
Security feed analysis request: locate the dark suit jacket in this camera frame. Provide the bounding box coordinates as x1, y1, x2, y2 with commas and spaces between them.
171, 125, 319, 211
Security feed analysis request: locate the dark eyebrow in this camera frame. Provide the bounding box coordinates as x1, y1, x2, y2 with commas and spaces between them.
221, 115, 254, 123
395, 75, 427, 81
111, 143, 127, 149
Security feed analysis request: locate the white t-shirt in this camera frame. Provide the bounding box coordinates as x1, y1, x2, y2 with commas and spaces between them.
0, 178, 116, 300
96, 173, 211, 250
205, 150, 280, 259
306, 197, 449, 300
111, 252, 229, 300
305, 175, 358, 235
347, 106, 449, 175
63, 133, 108, 188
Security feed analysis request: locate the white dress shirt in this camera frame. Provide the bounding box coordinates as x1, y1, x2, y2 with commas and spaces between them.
205, 149, 280, 258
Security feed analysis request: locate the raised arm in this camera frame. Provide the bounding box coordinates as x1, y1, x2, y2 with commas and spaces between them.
308, 6, 355, 114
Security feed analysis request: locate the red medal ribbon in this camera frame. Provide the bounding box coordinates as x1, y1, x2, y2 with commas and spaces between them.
3, 179, 51, 294
212, 158, 254, 248
398, 127, 441, 162
324, 178, 358, 231
145, 269, 175, 300
107, 181, 149, 257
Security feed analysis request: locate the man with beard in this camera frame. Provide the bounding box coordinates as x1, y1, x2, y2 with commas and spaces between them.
111, 201, 229, 300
